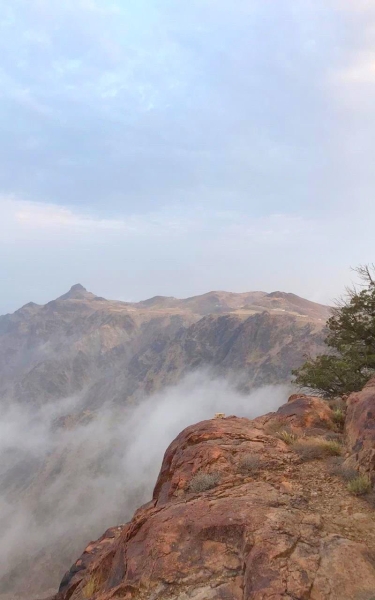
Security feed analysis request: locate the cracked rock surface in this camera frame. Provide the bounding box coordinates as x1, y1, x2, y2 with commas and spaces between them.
53, 394, 375, 600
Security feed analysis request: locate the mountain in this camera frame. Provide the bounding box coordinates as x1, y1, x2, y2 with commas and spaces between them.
0, 285, 331, 599
53, 384, 375, 600
0, 284, 329, 408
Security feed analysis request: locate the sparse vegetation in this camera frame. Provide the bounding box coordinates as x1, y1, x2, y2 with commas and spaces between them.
327, 457, 357, 481
264, 419, 291, 436
238, 454, 262, 474
293, 264, 375, 397
332, 408, 346, 430
293, 438, 342, 461
347, 474, 372, 496
83, 574, 100, 599
277, 430, 298, 445
189, 471, 220, 493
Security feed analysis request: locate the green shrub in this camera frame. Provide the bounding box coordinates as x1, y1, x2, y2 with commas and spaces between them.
189, 471, 220, 493
292, 265, 375, 397
347, 475, 372, 496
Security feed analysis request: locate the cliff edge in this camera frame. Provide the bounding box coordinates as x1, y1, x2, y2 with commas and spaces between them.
53, 387, 375, 600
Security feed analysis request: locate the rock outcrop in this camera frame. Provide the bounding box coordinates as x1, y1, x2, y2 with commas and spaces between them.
345, 377, 375, 483
54, 394, 375, 600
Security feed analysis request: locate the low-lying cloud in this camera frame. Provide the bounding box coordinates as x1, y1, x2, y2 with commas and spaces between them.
0, 372, 291, 598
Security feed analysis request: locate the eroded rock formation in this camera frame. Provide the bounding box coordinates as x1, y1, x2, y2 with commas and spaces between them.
54, 393, 375, 600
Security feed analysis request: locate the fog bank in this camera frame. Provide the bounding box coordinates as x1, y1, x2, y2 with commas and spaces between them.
0, 372, 291, 596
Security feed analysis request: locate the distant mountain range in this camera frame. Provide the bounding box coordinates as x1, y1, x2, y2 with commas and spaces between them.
0, 284, 329, 409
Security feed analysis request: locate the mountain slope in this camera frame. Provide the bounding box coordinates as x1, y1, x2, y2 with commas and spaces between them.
0, 285, 329, 408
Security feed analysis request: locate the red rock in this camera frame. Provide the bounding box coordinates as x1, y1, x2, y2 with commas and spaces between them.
53, 394, 375, 600
345, 377, 375, 483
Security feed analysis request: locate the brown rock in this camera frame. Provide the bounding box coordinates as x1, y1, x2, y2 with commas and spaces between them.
276, 395, 334, 430
345, 379, 375, 483
53, 395, 375, 600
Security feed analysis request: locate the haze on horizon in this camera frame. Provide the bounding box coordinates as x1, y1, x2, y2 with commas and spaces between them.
1, 0, 375, 313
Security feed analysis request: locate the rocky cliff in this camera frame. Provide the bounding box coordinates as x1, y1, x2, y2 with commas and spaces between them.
53, 386, 375, 600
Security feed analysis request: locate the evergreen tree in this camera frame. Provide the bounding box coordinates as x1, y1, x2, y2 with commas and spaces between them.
293, 265, 375, 397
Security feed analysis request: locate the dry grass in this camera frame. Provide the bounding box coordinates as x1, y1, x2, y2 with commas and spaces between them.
189, 471, 221, 493
83, 574, 100, 599
327, 457, 358, 481
293, 438, 342, 461
238, 454, 262, 474
332, 408, 346, 430
347, 475, 372, 496
264, 419, 291, 436
277, 430, 298, 445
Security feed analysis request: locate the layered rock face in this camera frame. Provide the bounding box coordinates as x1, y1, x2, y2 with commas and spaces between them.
55, 394, 375, 600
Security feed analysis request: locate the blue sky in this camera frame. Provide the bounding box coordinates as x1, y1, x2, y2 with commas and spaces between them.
1, 0, 375, 312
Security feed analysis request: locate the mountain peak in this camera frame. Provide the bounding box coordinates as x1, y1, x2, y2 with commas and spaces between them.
70, 283, 87, 293
57, 284, 94, 301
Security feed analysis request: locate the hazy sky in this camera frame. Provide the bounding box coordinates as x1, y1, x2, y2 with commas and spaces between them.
1, 0, 375, 313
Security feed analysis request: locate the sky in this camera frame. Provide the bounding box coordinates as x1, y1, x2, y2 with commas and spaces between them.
1, 0, 375, 313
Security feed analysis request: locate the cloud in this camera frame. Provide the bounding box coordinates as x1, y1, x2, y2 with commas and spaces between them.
0, 373, 291, 596
0, 194, 317, 245
1, 1, 375, 311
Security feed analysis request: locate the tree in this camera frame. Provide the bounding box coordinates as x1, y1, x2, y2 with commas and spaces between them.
293, 265, 375, 397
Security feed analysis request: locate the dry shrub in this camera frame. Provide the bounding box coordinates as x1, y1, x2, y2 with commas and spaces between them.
347, 475, 372, 496
189, 471, 220, 493
328, 457, 357, 481
83, 574, 101, 599
277, 430, 298, 445
332, 408, 346, 430
238, 454, 262, 474
264, 419, 291, 436
329, 398, 346, 412
293, 438, 342, 461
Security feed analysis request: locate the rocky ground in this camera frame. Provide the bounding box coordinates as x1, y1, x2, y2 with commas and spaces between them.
51, 381, 375, 600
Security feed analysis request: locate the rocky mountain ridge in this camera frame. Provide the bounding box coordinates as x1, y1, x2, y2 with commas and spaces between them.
0, 285, 329, 408
53, 381, 375, 600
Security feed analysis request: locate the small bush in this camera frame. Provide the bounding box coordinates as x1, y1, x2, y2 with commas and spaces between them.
332, 408, 346, 430
328, 457, 357, 481
277, 430, 298, 445
264, 419, 291, 436
293, 438, 342, 461
347, 475, 372, 496
329, 398, 346, 412
321, 439, 343, 456
238, 454, 262, 474
83, 575, 100, 599
189, 471, 220, 493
